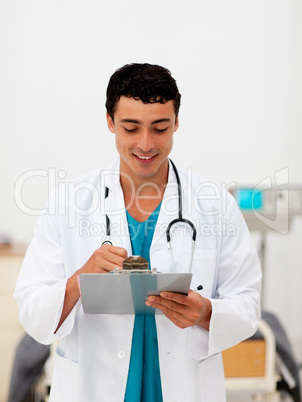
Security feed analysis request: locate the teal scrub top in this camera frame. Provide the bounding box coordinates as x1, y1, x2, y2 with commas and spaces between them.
124, 203, 163, 402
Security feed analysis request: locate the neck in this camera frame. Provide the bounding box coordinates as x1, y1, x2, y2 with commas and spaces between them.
119, 159, 169, 197
119, 159, 169, 220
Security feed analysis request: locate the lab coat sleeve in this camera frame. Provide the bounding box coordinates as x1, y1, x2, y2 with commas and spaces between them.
189, 193, 262, 360
14, 195, 81, 345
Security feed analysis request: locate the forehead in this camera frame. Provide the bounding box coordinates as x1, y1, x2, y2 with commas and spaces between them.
114, 96, 176, 121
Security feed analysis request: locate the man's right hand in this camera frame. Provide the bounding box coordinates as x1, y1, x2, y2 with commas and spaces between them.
80, 244, 128, 274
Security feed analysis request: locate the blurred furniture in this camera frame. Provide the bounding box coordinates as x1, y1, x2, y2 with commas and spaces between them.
223, 312, 301, 402
223, 319, 280, 401
31, 342, 56, 402
7, 333, 50, 402
0, 243, 26, 402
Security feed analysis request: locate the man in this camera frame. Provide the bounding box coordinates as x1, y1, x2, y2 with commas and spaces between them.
14, 63, 261, 401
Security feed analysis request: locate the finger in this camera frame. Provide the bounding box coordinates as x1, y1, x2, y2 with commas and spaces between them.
146, 295, 188, 315
83, 257, 120, 274
160, 290, 201, 309
147, 294, 202, 323
97, 247, 127, 268
100, 244, 128, 258
145, 299, 192, 328
98, 261, 123, 273
160, 292, 190, 307
102, 252, 125, 269
83, 250, 125, 274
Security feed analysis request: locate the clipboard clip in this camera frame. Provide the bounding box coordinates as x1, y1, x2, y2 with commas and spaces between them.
112, 256, 158, 274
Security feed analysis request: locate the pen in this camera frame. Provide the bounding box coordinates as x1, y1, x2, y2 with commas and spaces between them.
194, 285, 203, 291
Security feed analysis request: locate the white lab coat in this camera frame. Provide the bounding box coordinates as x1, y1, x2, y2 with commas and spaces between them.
14, 158, 261, 402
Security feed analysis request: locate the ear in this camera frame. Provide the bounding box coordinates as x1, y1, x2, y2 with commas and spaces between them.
174, 116, 179, 132
106, 113, 115, 133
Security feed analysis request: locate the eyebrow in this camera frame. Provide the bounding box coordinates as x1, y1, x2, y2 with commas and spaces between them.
119, 118, 172, 125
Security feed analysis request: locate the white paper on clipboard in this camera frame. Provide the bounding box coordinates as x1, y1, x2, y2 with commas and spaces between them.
78, 272, 192, 315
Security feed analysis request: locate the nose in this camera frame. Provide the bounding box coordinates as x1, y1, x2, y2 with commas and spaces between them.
136, 130, 154, 152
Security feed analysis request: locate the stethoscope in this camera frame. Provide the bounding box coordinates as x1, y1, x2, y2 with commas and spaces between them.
101, 159, 197, 273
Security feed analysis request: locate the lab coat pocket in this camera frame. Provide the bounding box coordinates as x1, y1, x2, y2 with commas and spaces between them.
49, 348, 79, 402
190, 249, 217, 298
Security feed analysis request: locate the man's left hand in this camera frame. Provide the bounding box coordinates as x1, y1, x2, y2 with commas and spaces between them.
145, 290, 212, 330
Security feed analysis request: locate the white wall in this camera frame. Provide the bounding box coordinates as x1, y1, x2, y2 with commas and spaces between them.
1, 1, 302, 354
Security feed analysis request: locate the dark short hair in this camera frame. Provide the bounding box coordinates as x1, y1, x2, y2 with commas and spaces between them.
105, 63, 181, 121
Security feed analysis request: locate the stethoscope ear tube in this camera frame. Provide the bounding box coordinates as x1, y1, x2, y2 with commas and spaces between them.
102, 186, 115, 246
105, 186, 110, 238
101, 186, 116, 247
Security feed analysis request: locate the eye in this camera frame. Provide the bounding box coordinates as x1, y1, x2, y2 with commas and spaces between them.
154, 127, 168, 133
124, 127, 137, 133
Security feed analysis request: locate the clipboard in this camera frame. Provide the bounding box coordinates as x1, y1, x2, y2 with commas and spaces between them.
79, 271, 192, 315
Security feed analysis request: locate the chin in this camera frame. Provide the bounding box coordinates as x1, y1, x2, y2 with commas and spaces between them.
134, 166, 158, 178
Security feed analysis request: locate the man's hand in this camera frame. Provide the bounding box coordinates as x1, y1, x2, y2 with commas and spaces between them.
80, 244, 128, 274
145, 290, 212, 330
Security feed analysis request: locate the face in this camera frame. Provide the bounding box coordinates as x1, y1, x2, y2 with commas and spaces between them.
107, 96, 179, 184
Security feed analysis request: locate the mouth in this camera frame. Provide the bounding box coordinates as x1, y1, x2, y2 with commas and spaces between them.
133, 153, 158, 164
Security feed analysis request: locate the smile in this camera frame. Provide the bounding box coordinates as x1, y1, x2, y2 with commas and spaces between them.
133, 154, 157, 161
